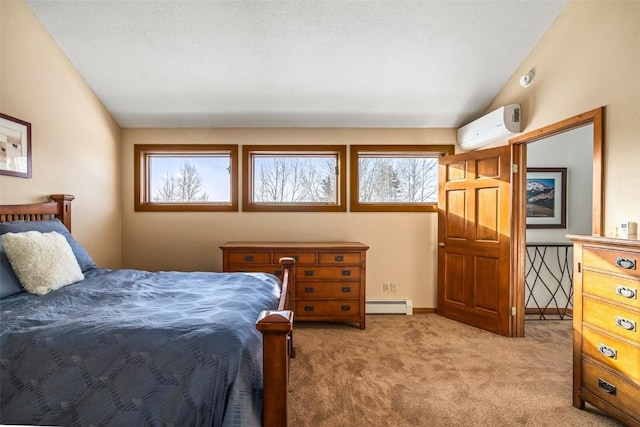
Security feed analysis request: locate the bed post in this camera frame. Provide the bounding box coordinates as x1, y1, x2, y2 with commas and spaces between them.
49, 194, 74, 231
256, 310, 293, 427
256, 257, 294, 426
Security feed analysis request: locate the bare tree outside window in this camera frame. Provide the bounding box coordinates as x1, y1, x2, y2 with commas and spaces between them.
253, 156, 336, 203
153, 161, 210, 202
135, 144, 237, 212
397, 157, 438, 202
358, 156, 438, 203
242, 145, 346, 212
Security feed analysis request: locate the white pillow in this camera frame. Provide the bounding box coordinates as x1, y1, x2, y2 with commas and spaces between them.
2, 231, 84, 295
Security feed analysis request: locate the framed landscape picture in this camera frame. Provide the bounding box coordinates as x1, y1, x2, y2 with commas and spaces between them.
526, 167, 567, 229
0, 113, 32, 178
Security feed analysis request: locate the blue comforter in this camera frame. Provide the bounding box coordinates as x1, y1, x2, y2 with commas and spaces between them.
0, 268, 282, 427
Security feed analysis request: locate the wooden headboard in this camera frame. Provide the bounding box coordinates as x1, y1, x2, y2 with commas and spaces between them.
0, 194, 74, 231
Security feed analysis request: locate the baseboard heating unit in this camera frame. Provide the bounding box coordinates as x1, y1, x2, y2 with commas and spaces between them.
366, 299, 413, 315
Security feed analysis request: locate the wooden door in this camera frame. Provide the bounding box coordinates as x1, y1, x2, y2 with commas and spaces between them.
437, 146, 513, 336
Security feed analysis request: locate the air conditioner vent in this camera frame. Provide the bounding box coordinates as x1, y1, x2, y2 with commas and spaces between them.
456, 104, 521, 151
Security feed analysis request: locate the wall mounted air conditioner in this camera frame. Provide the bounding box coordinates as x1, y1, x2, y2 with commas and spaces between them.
456, 104, 521, 151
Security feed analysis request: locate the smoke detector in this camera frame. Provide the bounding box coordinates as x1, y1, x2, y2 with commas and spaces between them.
519, 71, 535, 88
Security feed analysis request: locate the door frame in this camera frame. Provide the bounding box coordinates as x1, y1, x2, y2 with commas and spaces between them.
509, 107, 605, 336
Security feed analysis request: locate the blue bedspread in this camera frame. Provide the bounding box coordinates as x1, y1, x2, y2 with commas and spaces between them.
0, 268, 282, 427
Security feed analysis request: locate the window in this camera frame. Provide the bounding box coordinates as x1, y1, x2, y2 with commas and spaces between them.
350, 145, 454, 212
243, 145, 346, 212
134, 144, 238, 212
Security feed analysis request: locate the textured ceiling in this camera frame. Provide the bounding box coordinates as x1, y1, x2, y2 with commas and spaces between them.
27, 0, 568, 128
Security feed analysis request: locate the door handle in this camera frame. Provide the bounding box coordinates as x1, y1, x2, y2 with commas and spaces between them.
438, 242, 445, 247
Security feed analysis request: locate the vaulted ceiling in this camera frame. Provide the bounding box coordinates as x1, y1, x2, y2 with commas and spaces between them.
27, 0, 568, 128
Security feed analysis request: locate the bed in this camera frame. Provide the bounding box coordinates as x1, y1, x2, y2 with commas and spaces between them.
0, 194, 294, 427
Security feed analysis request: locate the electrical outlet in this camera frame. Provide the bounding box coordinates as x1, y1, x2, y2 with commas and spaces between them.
390, 282, 398, 292
383, 282, 390, 292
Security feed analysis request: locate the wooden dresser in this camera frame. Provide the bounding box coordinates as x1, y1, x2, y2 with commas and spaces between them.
568, 234, 640, 426
220, 242, 369, 329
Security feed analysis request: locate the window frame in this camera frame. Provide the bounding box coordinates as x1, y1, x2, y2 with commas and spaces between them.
134, 144, 238, 212
242, 145, 347, 212
349, 144, 455, 212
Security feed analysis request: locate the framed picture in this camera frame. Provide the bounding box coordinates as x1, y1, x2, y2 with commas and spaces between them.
526, 167, 567, 229
0, 114, 32, 178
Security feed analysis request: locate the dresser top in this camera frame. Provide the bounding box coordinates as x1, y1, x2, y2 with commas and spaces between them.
566, 234, 640, 247
220, 241, 369, 250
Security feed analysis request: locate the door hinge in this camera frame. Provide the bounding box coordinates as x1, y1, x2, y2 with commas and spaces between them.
511, 164, 518, 173
511, 306, 517, 316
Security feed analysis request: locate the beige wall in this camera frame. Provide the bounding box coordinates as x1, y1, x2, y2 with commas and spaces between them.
4, 0, 638, 309
122, 128, 455, 308
486, 0, 640, 234
0, 1, 122, 268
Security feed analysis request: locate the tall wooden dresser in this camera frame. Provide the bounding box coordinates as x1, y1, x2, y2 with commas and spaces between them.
568, 234, 640, 426
220, 242, 369, 329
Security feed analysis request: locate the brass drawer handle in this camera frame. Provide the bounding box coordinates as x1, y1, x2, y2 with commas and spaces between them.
341, 270, 351, 276
304, 305, 314, 312
341, 305, 351, 311
304, 287, 314, 293
615, 285, 637, 299
615, 316, 636, 332
335, 255, 344, 262
341, 286, 351, 293
598, 343, 617, 359
244, 255, 254, 262
598, 378, 616, 396
615, 257, 636, 270
304, 270, 314, 277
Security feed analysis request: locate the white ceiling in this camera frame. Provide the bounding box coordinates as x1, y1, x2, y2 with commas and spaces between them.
27, 0, 568, 128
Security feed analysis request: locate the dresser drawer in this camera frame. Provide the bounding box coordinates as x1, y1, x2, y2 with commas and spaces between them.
226, 264, 283, 276
272, 251, 317, 265
297, 281, 360, 299
221, 241, 368, 329
583, 297, 639, 342
318, 252, 362, 265
584, 247, 640, 278
582, 359, 640, 420
583, 326, 640, 383
298, 266, 361, 280
295, 299, 360, 317
227, 252, 272, 264
584, 271, 639, 310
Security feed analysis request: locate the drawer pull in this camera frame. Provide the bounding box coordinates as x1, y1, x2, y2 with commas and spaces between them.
274, 270, 282, 276
244, 255, 254, 262
615, 285, 637, 299
341, 305, 351, 311
341, 270, 351, 276
335, 255, 344, 262
290, 255, 299, 262
597, 379, 616, 396
615, 257, 636, 270
341, 286, 351, 293
304, 287, 314, 293
615, 316, 636, 332
304, 305, 314, 312
304, 270, 314, 277
598, 343, 617, 359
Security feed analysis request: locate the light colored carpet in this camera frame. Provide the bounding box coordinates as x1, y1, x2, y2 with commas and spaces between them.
289, 314, 624, 426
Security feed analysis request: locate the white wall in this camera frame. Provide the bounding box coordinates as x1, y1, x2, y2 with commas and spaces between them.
526, 124, 593, 243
